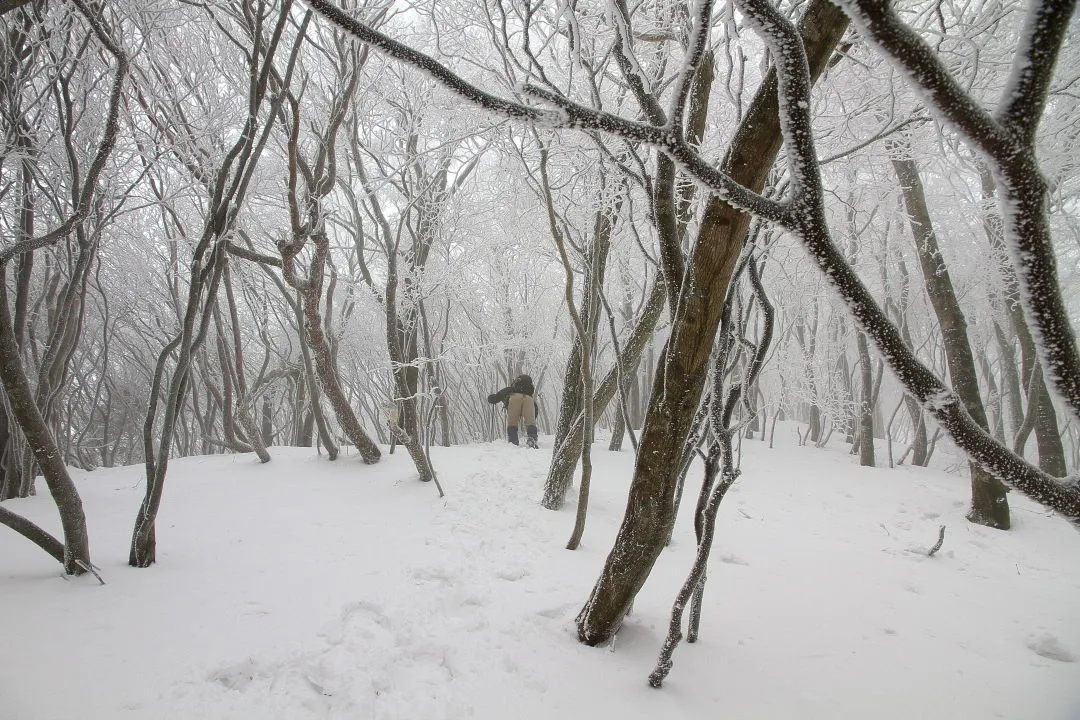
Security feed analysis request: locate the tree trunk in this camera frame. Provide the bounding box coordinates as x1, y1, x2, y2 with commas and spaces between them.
993, 320, 1025, 440
608, 410, 626, 452
892, 150, 1009, 529
856, 327, 875, 467
542, 213, 611, 497
0, 265, 90, 575
300, 274, 381, 464
576, 0, 848, 645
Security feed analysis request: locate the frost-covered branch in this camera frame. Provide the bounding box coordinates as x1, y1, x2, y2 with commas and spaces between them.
305, 0, 558, 124
305, 0, 788, 226
668, 0, 717, 135
835, 0, 1006, 155
733, 0, 821, 219
995, 0, 1075, 143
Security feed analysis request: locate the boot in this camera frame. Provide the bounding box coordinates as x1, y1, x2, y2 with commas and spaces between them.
526, 425, 538, 449
507, 426, 519, 445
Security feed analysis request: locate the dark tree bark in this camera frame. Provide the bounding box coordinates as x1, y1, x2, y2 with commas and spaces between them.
892, 148, 1009, 529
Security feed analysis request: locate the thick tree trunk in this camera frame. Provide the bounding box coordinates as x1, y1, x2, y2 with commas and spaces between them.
893, 151, 1009, 529
576, 0, 849, 645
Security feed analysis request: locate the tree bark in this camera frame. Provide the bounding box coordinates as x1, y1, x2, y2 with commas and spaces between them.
0, 505, 65, 565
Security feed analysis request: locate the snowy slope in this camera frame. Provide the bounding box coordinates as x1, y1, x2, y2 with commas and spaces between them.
2, 428, 1078, 719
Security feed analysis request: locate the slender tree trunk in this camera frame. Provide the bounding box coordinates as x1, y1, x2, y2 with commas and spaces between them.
993, 320, 1025, 440
892, 149, 1009, 529
543, 210, 612, 503
299, 270, 381, 464
543, 274, 665, 508
856, 327, 875, 467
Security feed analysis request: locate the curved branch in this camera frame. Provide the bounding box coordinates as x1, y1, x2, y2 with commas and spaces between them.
0, 505, 65, 566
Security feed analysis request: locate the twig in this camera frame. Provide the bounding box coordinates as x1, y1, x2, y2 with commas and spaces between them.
927, 525, 946, 557
74, 558, 107, 585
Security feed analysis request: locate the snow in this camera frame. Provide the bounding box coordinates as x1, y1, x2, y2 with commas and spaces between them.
3, 427, 1080, 719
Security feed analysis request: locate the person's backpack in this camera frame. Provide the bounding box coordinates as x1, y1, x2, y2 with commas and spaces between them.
512, 374, 534, 395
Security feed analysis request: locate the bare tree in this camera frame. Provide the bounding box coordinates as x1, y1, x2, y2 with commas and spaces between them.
275, 16, 382, 466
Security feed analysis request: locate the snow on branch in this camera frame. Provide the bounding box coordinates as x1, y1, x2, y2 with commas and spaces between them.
667, 0, 717, 135
994, 0, 1076, 144
304, 0, 1080, 521
837, 0, 1080, 429
733, 0, 822, 215
305, 0, 559, 124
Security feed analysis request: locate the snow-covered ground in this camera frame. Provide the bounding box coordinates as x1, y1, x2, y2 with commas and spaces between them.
3, 426, 1079, 719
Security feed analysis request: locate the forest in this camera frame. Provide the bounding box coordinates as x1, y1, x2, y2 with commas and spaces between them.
1, 0, 1079, 716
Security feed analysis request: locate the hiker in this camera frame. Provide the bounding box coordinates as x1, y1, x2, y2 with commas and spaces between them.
487, 374, 539, 448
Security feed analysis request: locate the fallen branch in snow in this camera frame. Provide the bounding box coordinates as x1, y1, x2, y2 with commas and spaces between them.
928, 525, 946, 557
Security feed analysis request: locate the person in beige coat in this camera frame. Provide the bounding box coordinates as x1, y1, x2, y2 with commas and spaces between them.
487, 374, 539, 448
